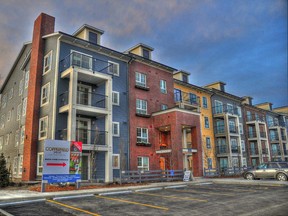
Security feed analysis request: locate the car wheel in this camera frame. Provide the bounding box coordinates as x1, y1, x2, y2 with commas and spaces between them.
276, 173, 287, 181
245, 173, 254, 180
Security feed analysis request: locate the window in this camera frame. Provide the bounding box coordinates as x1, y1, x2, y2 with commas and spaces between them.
241, 140, 245, 152
41, 83, 50, 106
15, 130, 19, 147
229, 120, 236, 133
89, 32, 98, 44
137, 128, 148, 144
39, 116, 48, 139
8, 88, 14, 99
112, 122, 120, 137
160, 80, 167, 94
19, 79, 23, 96
136, 99, 147, 114
161, 104, 168, 111
0, 114, 5, 129
239, 123, 243, 134
17, 104, 21, 121
232, 158, 239, 167
227, 104, 234, 114
7, 110, 11, 122
18, 155, 23, 175
5, 133, 9, 145
231, 139, 238, 153
24, 71, 29, 88
112, 154, 120, 169
237, 106, 242, 117
43, 51, 52, 74
112, 91, 119, 106
71, 51, 92, 70
204, 117, 209, 128
20, 126, 25, 144
22, 97, 27, 116
202, 97, 208, 108
13, 157, 18, 175
1, 94, 7, 109
206, 137, 211, 149
137, 156, 149, 171
108, 61, 119, 76
174, 89, 181, 102
247, 111, 252, 121
142, 49, 150, 59
242, 158, 247, 167
37, 153, 44, 175
182, 74, 188, 83
135, 72, 147, 87
208, 158, 212, 169
214, 100, 223, 114
0, 136, 3, 150
189, 93, 197, 104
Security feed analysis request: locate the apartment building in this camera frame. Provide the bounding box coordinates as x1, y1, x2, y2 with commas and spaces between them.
173, 71, 217, 170
0, 13, 131, 182
242, 97, 270, 166
125, 46, 203, 176
256, 103, 288, 162
204, 82, 246, 169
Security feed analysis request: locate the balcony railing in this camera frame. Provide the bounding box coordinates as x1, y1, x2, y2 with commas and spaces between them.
267, 121, 286, 128
229, 126, 238, 134
60, 52, 114, 75
231, 146, 239, 154
248, 131, 257, 138
246, 114, 265, 122
270, 134, 279, 141
281, 135, 287, 141
174, 91, 200, 106
260, 132, 266, 138
250, 148, 259, 155
59, 90, 107, 109
271, 149, 282, 156
262, 148, 269, 154
212, 104, 239, 115
216, 146, 228, 154
215, 126, 225, 134
58, 129, 108, 145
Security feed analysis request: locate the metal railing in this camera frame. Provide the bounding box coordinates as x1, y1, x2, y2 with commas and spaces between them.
120, 170, 184, 184
270, 134, 279, 141
174, 91, 200, 106
246, 114, 265, 122
250, 147, 259, 155
60, 52, 114, 75
59, 90, 107, 109
267, 121, 286, 128
212, 104, 239, 115
204, 166, 251, 177
271, 149, 282, 156
248, 131, 257, 138
231, 146, 239, 154
262, 148, 269, 154
215, 125, 225, 134
229, 126, 238, 134
260, 132, 267, 138
58, 129, 108, 145
216, 146, 228, 154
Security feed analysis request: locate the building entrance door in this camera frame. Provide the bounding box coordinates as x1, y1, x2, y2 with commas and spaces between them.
81, 154, 90, 180
159, 157, 165, 170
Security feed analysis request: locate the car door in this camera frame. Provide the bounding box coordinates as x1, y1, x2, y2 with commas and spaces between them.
254, 163, 267, 178
264, 163, 279, 178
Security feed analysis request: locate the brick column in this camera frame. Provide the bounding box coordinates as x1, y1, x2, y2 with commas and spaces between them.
22, 13, 55, 181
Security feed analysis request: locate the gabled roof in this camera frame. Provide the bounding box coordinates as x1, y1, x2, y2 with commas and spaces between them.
73, 24, 104, 36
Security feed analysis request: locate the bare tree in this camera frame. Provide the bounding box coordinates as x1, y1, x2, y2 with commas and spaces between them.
90, 127, 100, 182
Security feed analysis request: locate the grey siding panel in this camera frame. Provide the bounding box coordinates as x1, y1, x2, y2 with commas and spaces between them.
95, 151, 105, 180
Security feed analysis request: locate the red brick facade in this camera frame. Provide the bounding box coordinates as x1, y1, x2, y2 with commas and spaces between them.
22, 13, 55, 181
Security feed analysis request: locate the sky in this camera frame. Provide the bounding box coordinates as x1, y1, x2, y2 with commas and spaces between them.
0, 0, 287, 108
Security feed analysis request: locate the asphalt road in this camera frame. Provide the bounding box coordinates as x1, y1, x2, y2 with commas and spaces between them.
1, 183, 288, 216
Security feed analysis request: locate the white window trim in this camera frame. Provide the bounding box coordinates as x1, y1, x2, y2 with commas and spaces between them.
20, 126, 25, 145
227, 103, 234, 114
43, 50, 53, 75
15, 129, 19, 147
0, 136, 3, 150
136, 99, 147, 114
112, 122, 120, 137
18, 155, 23, 176
160, 80, 167, 94
8, 87, 14, 100
135, 72, 147, 87
112, 154, 120, 169
237, 106, 242, 117
112, 91, 120, 106
17, 104, 21, 121
137, 128, 149, 144
202, 96, 208, 109
40, 82, 50, 107
25, 71, 29, 89
204, 116, 210, 128
2, 94, 7, 109
39, 116, 48, 140
19, 79, 24, 96
214, 100, 223, 114
108, 61, 119, 76
137, 156, 149, 171
71, 50, 93, 70
13, 157, 18, 175
5, 133, 9, 145
22, 97, 27, 116
37, 152, 44, 175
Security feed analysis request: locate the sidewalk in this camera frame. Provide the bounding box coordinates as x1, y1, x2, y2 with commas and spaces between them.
0, 178, 287, 205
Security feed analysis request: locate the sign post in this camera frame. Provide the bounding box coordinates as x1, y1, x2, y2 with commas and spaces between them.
41, 140, 82, 192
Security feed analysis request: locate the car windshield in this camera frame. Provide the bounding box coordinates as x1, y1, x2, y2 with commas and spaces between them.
257, 164, 267, 169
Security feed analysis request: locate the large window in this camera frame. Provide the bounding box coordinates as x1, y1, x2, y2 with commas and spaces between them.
135, 72, 147, 87
137, 128, 148, 144
112, 122, 120, 137
214, 100, 223, 114
89, 32, 98, 44
208, 158, 213, 169
15, 130, 19, 147
137, 156, 149, 171
8, 88, 14, 100
204, 117, 209, 128
1, 94, 7, 109
22, 97, 27, 116
108, 61, 119, 76
18, 155, 23, 176
206, 137, 211, 149
136, 99, 147, 114
202, 97, 208, 108
237, 106, 242, 117
142, 49, 150, 59
19, 79, 23, 96
39, 116, 48, 140
43, 51, 52, 74
71, 51, 92, 70
227, 104, 234, 114
160, 80, 167, 94
24, 71, 29, 88
37, 153, 44, 175
41, 83, 50, 106
20, 126, 25, 144
112, 91, 119, 106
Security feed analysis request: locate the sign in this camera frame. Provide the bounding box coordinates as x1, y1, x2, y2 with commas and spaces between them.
170, 170, 175, 176
183, 170, 193, 182
42, 140, 82, 183
155, 149, 172, 154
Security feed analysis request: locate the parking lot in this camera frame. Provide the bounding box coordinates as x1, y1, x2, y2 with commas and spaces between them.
1, 183, 288, 216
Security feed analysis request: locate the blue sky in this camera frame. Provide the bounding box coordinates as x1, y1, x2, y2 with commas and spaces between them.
0, 0, 287, 107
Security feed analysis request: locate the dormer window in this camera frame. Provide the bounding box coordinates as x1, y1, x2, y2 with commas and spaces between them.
89, 32, 98, 44
182, 74, 188, 83
142, 49, 150, 59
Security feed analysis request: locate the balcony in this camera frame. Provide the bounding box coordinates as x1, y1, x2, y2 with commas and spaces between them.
215, 126, 225, 135
281, 135, 287, 141
250, 148, 259, 155
58, 129, 108, 146
174, 90, 200, 111
262, 148, 269, 155
231, 146, 239, 154
270, 134, 279, 141
229, 126, 239, 134
213, 104, 239, 116
60, 52, 114, 75
271, 149, 282, 156
260, 132, 267, 139
216, 146, 228, 154
248, 131, 257, 139
246, 114, 265, 122
267, 121, 286, 128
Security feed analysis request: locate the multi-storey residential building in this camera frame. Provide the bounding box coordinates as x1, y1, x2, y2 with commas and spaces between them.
204, 82, 246, 169
125, 46, 203, 176
173, 71, 216, 170
256, 103, 288, 162
0, 13, 131, 182
242, 97, 270, 166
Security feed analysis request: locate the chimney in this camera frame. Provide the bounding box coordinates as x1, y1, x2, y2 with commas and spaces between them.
22, 13, 55, 181
242, 96, 253, 105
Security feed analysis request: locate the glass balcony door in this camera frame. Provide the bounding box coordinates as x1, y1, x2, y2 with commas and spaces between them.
77, 84, 92, 106
76, 118, 91, 144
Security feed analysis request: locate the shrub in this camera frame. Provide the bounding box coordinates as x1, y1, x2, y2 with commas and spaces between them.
0, 153, 10, 187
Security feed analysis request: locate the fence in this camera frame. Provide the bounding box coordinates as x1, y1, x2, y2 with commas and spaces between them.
204, 167, 252, 177
120, 170, 184, 184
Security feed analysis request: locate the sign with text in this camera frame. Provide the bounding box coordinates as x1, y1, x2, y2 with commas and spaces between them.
183, 170, 193, 182
42, 140, 82, 183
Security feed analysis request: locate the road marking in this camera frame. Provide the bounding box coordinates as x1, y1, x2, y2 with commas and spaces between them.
99, 190, 132, 196
47, 199, 100, 216
164, 185, 188, 189
0, 199, 46, 207
135, 192, 208, 202
95, 195, 169, 211
191, 186, 257, 192
135, 187, 162, 192
53, 194, 94, 200
167, 188, 234, 196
